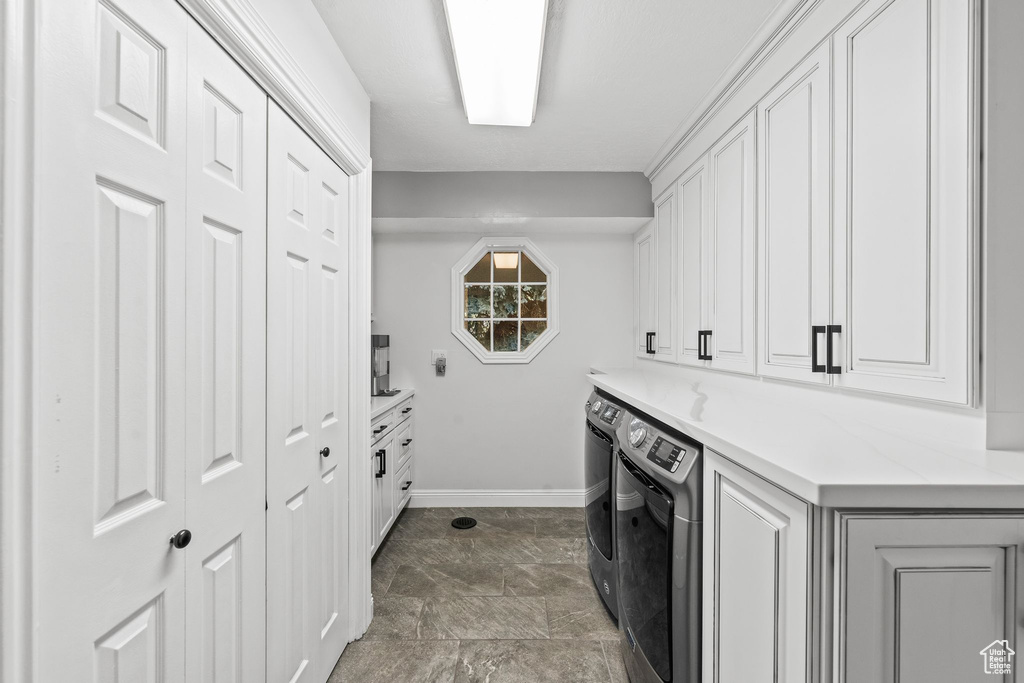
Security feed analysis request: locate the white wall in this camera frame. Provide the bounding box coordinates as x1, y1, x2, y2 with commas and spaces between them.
248, 0, 370, 153
372, 232, 634, 504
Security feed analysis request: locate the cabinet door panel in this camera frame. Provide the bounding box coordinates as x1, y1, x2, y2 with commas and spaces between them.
704, 451, 810, 683
653, 188, 677, 361
833, 0, 974, 403
758, 45, 831, 384
708, 113, 757, 374
678, 156, 709, 367
841, 514, 1024, 683
634, 223, 655, 357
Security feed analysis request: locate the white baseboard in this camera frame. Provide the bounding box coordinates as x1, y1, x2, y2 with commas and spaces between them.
407, 489, 585, 508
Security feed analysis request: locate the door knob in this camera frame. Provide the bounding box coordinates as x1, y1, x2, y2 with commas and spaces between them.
320, 447, 330, 458
169, 529, 192, 549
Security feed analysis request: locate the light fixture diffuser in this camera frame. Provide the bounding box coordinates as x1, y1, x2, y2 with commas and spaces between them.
443, 0, 548, 127
493, 252, 520, 269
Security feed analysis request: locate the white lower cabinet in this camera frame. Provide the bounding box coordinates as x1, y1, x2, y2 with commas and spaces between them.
839, 514, 1024, 683
705, 451, 1024, 683
704, 450, 811, 683
370, 397, 414, 556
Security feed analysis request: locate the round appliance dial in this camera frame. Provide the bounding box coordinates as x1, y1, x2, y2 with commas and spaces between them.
628, 418, 648, 448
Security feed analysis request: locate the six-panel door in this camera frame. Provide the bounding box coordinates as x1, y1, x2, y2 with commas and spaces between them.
34, 0, 190, 678
266, 101, 352, 683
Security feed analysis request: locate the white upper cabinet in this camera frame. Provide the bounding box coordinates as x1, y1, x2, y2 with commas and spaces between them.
653, 187, 678, 361
758, 44, 832, 384
677, 156, 710, 367
707, 112, 757, 375
634, 221, 655, 357
832, 0, 975, 404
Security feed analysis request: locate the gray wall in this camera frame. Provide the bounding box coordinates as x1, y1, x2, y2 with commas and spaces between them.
373, 171, 653, 218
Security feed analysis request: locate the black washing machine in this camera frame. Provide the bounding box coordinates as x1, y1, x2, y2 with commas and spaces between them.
584, 389, 623, 620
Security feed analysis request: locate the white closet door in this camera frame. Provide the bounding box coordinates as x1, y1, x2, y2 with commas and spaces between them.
757, 44, 831, 384
183, 21, 268, 683
832, 0, 974, 404
708, 112, 757, 375
34, 0, 189, 680
267, 101, 351, 683
677, 155, 710, 368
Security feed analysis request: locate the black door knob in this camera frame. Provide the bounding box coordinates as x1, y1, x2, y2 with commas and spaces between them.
169, 529, 192, 549
320, 447, 330, 458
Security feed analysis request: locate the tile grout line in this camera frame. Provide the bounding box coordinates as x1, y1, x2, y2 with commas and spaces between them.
601, 640, 616, 683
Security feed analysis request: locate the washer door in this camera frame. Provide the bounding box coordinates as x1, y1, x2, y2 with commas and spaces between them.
616, 452, 673, 682
584, 420, 614, 560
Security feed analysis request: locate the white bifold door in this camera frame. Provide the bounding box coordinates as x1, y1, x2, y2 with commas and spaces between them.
266, 101, 352, 683
34, 0, 268, 680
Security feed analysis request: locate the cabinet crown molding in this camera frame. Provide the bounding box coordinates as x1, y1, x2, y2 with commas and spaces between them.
177, 0, 371, 175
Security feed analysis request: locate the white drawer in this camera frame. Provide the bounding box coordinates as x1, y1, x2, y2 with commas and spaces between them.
371, 409, 396, 444
396, 422, 413, 470
395, 460, 412, 509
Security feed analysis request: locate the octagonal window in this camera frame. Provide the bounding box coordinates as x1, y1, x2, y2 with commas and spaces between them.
451, 238, 558, 364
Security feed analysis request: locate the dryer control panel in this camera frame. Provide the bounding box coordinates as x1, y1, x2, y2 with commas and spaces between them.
646, 436, 688, 473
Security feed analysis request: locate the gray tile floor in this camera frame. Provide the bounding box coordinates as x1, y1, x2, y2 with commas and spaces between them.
329, 507, 629, 683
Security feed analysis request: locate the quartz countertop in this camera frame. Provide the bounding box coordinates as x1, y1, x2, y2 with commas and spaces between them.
590, 366, 1024, 508
371, 388, 415, 420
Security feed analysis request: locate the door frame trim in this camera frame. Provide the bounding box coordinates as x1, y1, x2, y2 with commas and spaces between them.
1, 0, 37, 680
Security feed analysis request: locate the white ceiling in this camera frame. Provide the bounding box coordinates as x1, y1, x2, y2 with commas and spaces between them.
312, 0, 782, 172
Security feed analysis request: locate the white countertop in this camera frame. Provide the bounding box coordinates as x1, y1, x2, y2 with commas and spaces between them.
590, 366, 1024, 508
371, 388, 415, 420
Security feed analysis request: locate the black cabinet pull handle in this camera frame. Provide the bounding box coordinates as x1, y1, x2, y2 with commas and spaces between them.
645, 332, 656, 355
402, 407, 412, 414
401, 481, 412, 491
403, 439, 413, 447
375, 449, 386, 478
811, 326, 827, 373
698, 330, 713, 361
826, 324, 842, 375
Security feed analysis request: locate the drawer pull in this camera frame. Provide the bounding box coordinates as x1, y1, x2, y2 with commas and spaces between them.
402, 407, 412, 414
373, 423, 389, 435
401, 481, 412, 491
403, 439, 413, 447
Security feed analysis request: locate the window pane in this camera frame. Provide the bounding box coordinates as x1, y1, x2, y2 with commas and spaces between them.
521, 252, 546, 283
521, 320, 547, 349
493, 251, 519, 283
521, 285, 547, 318
493, 285, 519, 319
494, 320, 518, 352
465, 285, 491, 318
466, 320, 491, 351
465, 252, 491, 283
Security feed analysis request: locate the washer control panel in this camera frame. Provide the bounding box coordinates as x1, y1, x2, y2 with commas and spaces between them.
646, 436, 688, 473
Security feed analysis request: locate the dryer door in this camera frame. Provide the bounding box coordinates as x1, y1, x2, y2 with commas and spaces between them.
617, 452, 674, 682
585, 420, 614, 560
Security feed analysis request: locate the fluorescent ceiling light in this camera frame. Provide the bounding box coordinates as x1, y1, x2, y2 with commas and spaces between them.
493, 252, 520, 269
444, 0, 548, 127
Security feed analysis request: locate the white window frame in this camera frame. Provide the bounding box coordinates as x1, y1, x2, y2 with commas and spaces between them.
451, 237, 559, 364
